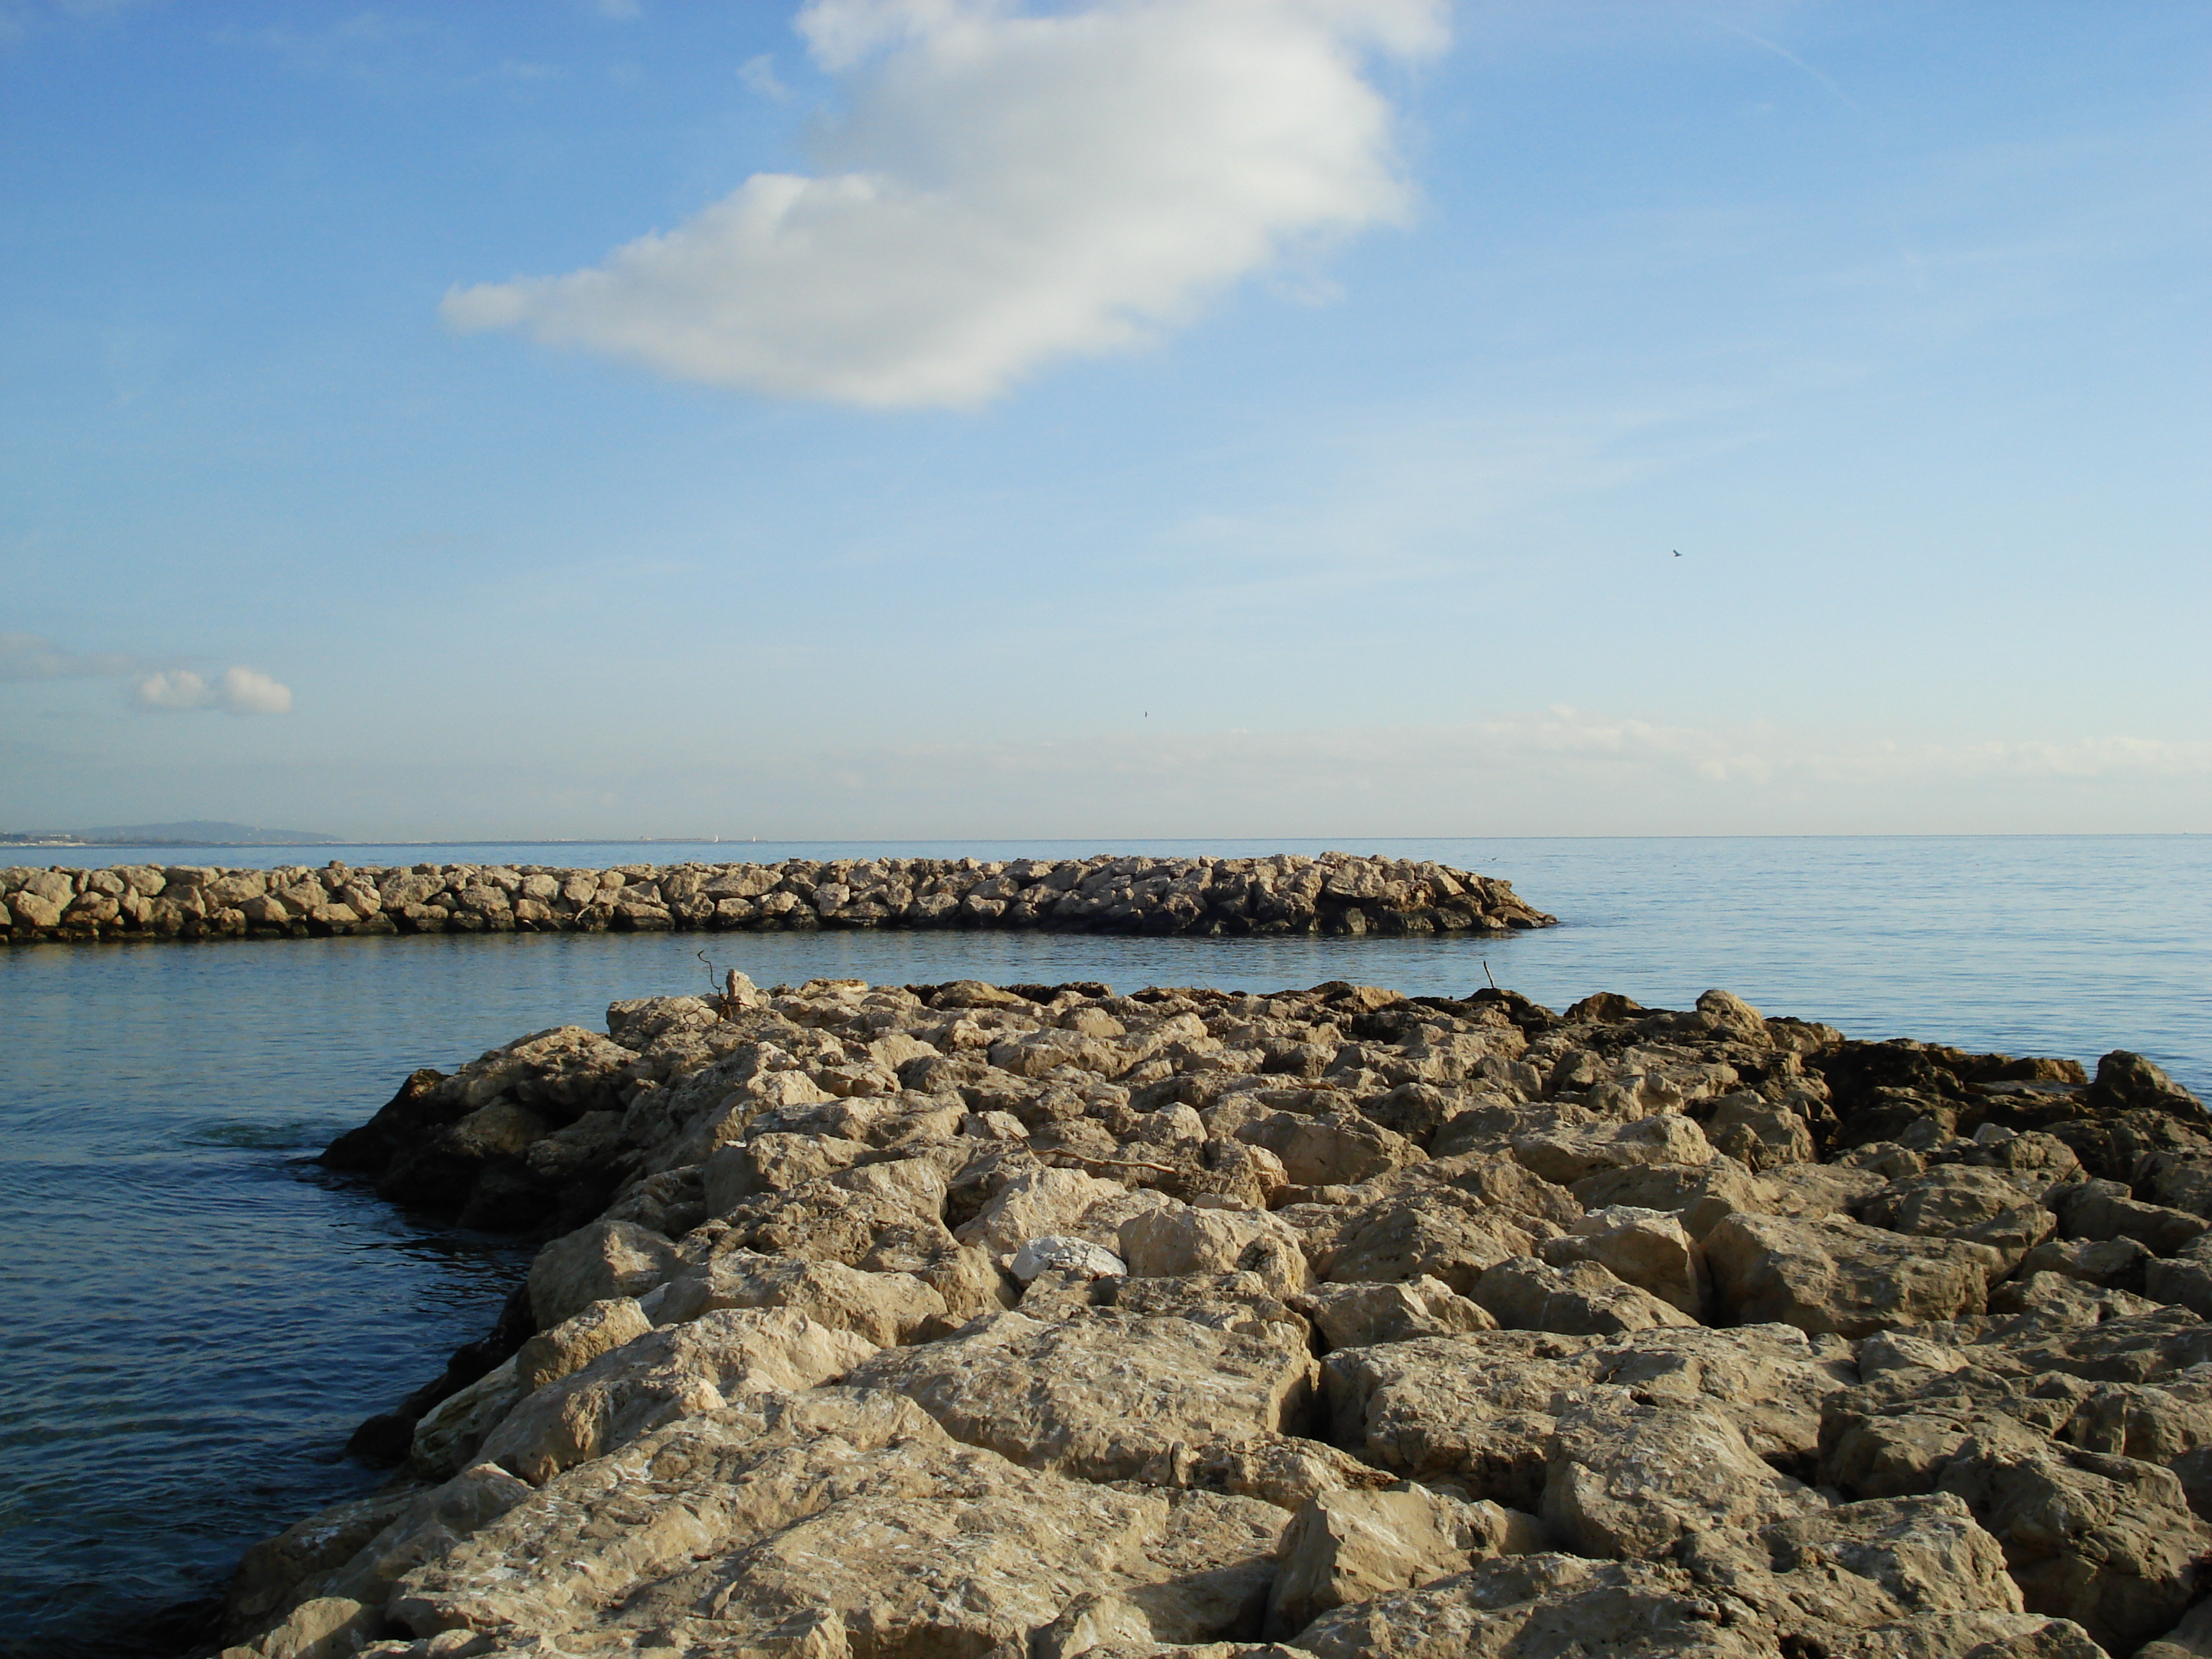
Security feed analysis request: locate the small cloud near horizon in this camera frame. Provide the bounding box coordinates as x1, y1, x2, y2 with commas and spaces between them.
441, 0, 1447, 408
1, 633, 293, 715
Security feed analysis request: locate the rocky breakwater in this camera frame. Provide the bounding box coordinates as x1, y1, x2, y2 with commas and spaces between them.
228, 974, 2212, 1659
0, 853, 1552, 946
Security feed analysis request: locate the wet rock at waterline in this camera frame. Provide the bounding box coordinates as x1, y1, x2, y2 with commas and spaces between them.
1, 850, 1555, 944
223, 975, 2212, 1659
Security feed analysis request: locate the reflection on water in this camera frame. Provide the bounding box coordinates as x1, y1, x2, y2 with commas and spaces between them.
0, 835, 2206, 1655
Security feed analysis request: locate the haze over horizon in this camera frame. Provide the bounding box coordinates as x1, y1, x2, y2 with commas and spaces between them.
3, 1, 2206, 840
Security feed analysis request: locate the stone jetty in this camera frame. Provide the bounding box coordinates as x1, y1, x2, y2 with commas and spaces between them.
0, 853, 1553, 945
224, 974, 2212, 1659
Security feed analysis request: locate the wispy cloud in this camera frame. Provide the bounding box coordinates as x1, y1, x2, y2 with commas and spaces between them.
673, 709, 2212, 835
443, 0, 1447, 407
1, 633, 293, 716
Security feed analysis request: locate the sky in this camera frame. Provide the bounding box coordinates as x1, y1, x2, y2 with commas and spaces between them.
1, 0, 2206, 840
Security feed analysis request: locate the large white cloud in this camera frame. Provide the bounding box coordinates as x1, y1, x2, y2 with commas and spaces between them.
441, 0, 1447, 406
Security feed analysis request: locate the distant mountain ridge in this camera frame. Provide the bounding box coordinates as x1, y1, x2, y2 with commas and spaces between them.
1, 821, 342, 848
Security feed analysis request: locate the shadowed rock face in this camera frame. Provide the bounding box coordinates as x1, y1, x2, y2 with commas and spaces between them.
1, 850, 1556, 944
224, 974, 2211, 1659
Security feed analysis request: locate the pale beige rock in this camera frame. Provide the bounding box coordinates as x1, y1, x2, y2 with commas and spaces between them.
1302, 1190, 1540, 1296
1705, 1090, 1816, 1169
407, 1358, 523, 1481
1265, 1483, 1534, 1638
222, 1594, 372, 1659
1510, 1113, 1715, 1187
1295, 1276, 1496, 1350
1471, 1254, 1699, 1336
392, 1386, 1291, 1657
1287, 1552, 1773, 1659
843, 1309, 1318, 1485
702, 1131, 866, 1213
1861, 1165, 2059, 1272
1705, 1210, 2000, 1339
1118, 1202, 1310, 1296
1323, 1331, 1598, 1508
477, 1307, 876, 1483
1236, 1109, 1424, 1187
1540, 1205, 1709, 1316
953, 1165, 1133, 1267
1939, 1440, 2212, 1655
513, 1296, 652, 1392
649, 1250, 947, 1346
1540, 1394, 1825, 1558
525, 1217, 680, 1328
1572, 1159, 1778, 1239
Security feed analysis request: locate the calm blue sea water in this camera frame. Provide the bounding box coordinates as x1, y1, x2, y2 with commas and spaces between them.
1, 836, 2206, 1655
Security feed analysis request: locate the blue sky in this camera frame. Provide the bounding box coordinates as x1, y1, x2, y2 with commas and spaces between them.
2, 0, 2206, 837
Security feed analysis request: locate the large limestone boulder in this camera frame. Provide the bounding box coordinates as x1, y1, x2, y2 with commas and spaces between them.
513, 1296, 653, 1391
1471, 1255, 1699, 1337
1509, 1114, 1715, 1187
953, 1166, 1140, 1267
843, 1309, 1318, 1487
1539, 1205, 1709, 1316
1286, 1553, 1773, 1659
1704, 1089, 1815, 1170
1939, 1440, 2212, 1654
1539, 1394, 1825, 1557
392, 1388, 1292, 1656
1118, 1202, 1309, 1297
1293, 1276, 1496, 1351
526, 1218, 680, 1328
1704, 1211, 2000, 1338
1299, 1189, 1542, 1295
1264, 1483, 1535, 1638
649, 1250, 948, 1346
1860, 1164, 2057, 1272
477, 1307, 876, 1483
1324, 1331, 1597, 1508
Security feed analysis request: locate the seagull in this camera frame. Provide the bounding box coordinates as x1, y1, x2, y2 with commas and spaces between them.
1673, 549, 1682, 557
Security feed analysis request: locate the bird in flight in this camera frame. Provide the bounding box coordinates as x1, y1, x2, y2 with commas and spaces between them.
1673, 549, 1681, 557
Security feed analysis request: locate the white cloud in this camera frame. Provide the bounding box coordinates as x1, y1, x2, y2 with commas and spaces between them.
131, 665, 294, 716
442, 0, 1447, 406
3, 633, 295, 714
738, 53, 789, 99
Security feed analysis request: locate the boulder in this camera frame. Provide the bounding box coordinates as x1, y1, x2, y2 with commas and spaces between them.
1509, 1114, 1716, 1187
1704, 1212, 2000, 1338
1293, 1276, 1496, 1350
1539, 1205, 1709, 1316
1705, 1090, 1816, 1170
1118, 1202, 1309, 1297
1541, 1394, 1825, 1558
477, 1307, 876, 1483
649, 1251, 947, 1346
1303, 1189, 1542, 1296
526, 1218, 680, 1328
845, 1308, 1320, 1488
1265, 1483, 1534, 1638
1006, 1234, 1125, 1285
1470, 1255, 1699, 1337
1938, 1440, 2212, 1654
513, 1297, 653, 1392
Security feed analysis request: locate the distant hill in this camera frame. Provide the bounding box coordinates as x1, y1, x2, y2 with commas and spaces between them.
1, 821, 343, 848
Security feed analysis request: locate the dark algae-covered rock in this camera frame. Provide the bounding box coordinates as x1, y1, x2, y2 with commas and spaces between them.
225, 976, 2211, 1659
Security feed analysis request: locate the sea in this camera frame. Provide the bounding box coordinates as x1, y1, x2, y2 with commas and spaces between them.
2, 835, 2206, 1657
